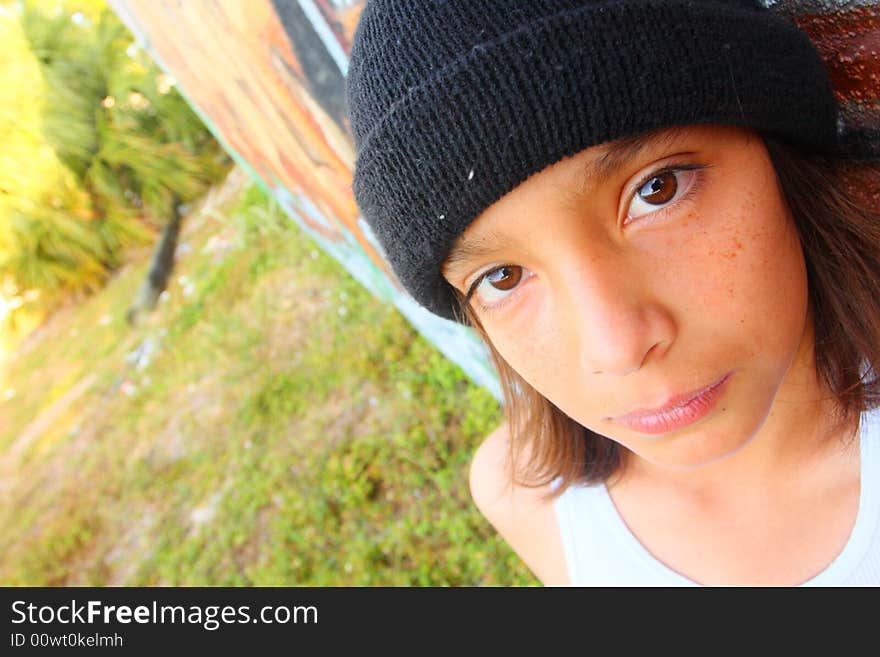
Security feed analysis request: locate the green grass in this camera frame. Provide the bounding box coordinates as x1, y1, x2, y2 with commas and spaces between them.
0, 174, 538, 586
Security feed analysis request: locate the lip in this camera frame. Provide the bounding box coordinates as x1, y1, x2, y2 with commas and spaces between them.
610, 372, 733, 436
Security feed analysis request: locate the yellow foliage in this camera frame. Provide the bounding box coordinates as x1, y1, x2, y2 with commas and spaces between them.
0, 8, 78, 262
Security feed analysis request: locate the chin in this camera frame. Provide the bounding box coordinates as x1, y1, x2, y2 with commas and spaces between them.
616, 371, 785, 470
625, 401, 774, 470
643, 431, 758, 470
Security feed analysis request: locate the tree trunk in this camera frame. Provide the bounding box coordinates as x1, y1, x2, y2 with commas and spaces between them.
126, 198, 183, 325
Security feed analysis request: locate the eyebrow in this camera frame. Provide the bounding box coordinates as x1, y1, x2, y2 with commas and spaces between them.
441, 228, 511, 283
442, 125, 692, 282
580, 125, 691, 192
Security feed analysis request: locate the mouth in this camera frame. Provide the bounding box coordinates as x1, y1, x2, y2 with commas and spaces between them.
609, 372, 733, 436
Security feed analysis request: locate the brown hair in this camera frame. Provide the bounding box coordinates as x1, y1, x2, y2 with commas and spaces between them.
453, 133, 880, 500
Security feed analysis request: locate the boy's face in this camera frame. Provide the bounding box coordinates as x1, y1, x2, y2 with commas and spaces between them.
442, 124, 813, 469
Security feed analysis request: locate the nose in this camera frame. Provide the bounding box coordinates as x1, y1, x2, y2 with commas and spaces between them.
555, 249, 675, 377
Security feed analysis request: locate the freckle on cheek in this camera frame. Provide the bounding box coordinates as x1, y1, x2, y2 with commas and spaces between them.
724, 235, 744, 260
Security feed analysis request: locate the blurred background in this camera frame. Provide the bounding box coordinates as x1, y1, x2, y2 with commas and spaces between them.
1, 0, 877, 586
0, 0, 533, 586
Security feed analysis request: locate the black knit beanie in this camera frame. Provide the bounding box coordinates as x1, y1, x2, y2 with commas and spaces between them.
345, 0, 839, 321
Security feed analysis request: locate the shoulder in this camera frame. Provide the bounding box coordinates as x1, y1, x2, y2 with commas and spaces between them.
469, 421, 569, 586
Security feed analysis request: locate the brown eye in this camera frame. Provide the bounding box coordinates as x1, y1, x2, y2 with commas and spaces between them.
626, 166, 705, 226
638, 171, 678, 205
486, 266, 522, 291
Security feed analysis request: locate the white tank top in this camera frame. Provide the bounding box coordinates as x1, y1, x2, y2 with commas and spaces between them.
553, 405, 880, 586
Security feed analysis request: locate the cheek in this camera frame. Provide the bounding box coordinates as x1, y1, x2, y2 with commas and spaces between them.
490, 318, 577, 408
668, 187, 808, 343
494, 321, 557, 379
